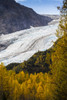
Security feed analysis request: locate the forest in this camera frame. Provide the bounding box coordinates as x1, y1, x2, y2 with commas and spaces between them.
0, 0, 67, 100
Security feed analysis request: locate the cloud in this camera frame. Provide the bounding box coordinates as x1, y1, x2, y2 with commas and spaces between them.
50, 0, 62, 1
15, 0, 26, 2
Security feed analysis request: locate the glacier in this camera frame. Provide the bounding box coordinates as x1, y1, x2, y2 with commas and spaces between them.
0, 23, 58, 65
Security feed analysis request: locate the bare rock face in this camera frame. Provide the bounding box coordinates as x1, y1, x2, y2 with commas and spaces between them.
0, 0, 52, 34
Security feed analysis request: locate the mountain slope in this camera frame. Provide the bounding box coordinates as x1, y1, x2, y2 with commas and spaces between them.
0, 0, 52, 34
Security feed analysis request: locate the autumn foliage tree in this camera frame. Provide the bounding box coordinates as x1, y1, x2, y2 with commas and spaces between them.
51, 0, 67, 99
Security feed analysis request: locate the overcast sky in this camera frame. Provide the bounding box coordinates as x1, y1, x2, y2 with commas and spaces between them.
15, 0, 63, 15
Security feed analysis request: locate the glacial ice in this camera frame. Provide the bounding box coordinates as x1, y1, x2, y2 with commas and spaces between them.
0, 23, 58, 65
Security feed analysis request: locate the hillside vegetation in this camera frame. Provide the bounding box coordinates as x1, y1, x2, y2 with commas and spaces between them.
6, 48, 52, 73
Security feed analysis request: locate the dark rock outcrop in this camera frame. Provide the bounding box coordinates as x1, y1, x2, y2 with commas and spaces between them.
0, 0, 52, 34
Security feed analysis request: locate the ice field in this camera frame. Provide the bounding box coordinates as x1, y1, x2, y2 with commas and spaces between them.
0, 23, 58, 65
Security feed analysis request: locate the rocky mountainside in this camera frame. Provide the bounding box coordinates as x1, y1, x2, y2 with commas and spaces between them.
44, 15, 59, 20
0, 0, 52, 35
